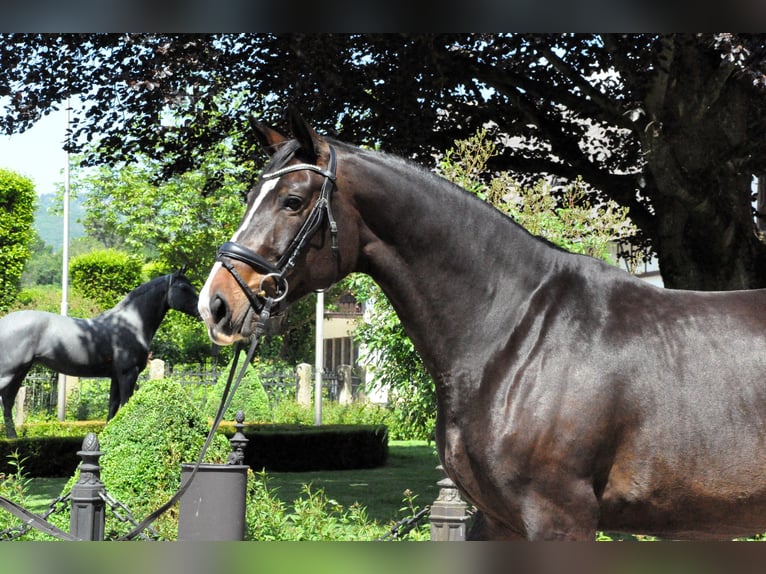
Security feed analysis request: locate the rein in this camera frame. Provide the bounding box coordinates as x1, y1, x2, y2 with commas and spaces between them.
119, 148, 339, 540
117, 306, 271, 540
216, 145, 338, 317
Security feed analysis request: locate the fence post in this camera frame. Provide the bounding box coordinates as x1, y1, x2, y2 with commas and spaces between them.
430, 465, 469, 541
70, 432, 106, 541
338, 364, 353, 405
296, 363, 312, 406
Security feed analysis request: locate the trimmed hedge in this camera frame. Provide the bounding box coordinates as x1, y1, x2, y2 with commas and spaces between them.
0, 423, 389, 477
0, 437, 83, 477
236, 424, 389, 472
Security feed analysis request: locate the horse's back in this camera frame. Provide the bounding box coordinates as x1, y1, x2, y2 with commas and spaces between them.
569, 277, 766, 538
0, 310, 113, 377
450, 266, 766, 539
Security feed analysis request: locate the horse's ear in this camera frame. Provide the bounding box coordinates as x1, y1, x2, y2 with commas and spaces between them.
249, 116, 287, 157
287, 106, 326, 162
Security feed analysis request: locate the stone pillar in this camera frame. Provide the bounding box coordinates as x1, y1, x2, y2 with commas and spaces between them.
430, 465, 469, 541
149, 358, 166, 380
337, 364, 353, 405
296, 363, 312, 406
13, 387, 26, 428
70, 433, 106, 541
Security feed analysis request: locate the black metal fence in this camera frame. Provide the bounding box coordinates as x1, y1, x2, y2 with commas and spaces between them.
19, 363, 360, 420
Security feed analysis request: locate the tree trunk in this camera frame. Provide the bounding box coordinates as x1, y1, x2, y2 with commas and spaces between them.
639, 36, 766, 291
651, 179, 766, 291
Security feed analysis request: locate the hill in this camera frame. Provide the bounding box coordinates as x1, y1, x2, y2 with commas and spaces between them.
34, 193, 86, 249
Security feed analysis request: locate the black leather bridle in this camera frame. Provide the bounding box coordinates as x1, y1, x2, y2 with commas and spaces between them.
215, 145, 339, 321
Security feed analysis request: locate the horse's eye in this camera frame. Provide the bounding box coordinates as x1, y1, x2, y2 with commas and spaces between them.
283, 196, 303, 212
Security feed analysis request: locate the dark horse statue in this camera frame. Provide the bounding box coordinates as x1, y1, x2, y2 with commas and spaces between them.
0, 270, 199, 438
198, 109, 766, 540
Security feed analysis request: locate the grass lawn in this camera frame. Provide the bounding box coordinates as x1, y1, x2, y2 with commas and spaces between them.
27, 440, 442, 524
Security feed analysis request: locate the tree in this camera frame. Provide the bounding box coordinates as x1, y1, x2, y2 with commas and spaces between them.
21, 231, 61, 286
0, 168, 35, 312
69, 143, 247, 279
2, 33, 766, 289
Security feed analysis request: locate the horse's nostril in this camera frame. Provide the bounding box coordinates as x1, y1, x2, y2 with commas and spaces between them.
210, 294, 229, 325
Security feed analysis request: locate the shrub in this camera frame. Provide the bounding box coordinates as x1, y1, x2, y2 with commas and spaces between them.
69, 249, 142, 309
0, 437, 83, 477
245, 471, 385, 541
190, 357, 273, 423
239, 424, 388, 472
49, 378, 230, 539
0, 169, 36, 313
0, 452, 33, 537
65, 379, 110, 421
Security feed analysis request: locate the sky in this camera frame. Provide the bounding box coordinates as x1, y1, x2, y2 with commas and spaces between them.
0, 107, 70, 196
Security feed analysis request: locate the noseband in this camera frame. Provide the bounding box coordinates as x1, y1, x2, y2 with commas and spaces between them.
216, 145, 339, 325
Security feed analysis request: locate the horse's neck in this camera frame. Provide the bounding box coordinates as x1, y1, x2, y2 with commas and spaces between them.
351, 154, 565, 373
99, 280, 169, 347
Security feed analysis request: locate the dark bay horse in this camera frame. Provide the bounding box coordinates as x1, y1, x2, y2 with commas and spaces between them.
198, 109, 766, 540
0, 270, 199, 438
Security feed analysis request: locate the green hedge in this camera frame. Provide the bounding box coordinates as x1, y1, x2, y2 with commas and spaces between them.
0, 423, 389, 477
0, 437, 83, 477
236, 424, 389, 472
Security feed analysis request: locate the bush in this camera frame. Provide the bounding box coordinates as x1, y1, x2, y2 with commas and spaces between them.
49, 378, 230, 539
246, 471, 385, 540
0, 169, 36, 314
189, 357, 273, 423
65, 379, 110, 421
0, 437, 84, 477
69, 249, 142, 309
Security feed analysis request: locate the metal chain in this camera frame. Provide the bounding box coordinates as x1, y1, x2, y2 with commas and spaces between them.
0, 491, 71, 541
99, 491, 161, 541
376, 505, 431, 541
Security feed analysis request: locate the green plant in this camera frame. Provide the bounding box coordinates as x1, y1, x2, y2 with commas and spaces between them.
245, 471, 384, 541
0, 452, 32, 536
64, 379, 110, 421
69, 249, 142, 309
0, 169, 36, 313
191, 358, 274, 423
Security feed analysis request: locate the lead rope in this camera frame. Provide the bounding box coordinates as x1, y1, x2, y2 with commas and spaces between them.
118, 300, 274, 540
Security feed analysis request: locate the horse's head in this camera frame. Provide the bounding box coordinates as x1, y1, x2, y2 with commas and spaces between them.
168, 269, 201, 318
198, 109, 359, 345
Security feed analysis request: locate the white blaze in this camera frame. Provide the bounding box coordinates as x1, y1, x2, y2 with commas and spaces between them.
198, 177, 280, 326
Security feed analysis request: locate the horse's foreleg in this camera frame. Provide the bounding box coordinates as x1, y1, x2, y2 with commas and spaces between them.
1, 393, 16, 439
516, 482, 600, 541
107, 376, 120, 420
107, 368, 140, 421
468, 479, 600, 541
467, 511, 526, 540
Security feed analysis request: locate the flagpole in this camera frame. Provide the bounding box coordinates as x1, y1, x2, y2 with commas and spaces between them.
314, 290, 324, 426
57, 96, 71, 421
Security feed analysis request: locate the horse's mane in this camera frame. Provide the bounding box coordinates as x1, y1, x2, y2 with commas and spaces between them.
265, 137, 566, 256
110, 274, 169, 311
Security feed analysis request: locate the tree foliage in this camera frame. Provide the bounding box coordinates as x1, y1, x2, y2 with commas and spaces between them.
0, 168, 35, 312
2, 34, 766, 289
69, 143, 247, 280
